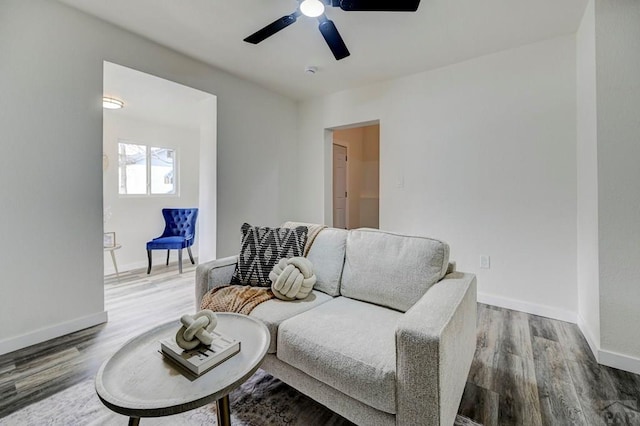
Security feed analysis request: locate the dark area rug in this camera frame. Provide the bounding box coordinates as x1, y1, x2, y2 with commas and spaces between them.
0, 369, 481, 425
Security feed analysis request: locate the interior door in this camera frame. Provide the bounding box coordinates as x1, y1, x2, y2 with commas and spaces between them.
333, 144, 347, 229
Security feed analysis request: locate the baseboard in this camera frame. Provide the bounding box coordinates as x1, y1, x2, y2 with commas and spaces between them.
477, 292, 577, 323
0, 311, 108, 356
570, 316, 640, 375
105, 258, 196, 275
599, 349, 640, 375
576, 314, 600, 362
104, 260, 147, 275
578, 317, 640, 374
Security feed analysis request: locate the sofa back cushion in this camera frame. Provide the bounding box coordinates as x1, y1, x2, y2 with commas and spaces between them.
341, 229, 450, 312
306, 228, 347, 296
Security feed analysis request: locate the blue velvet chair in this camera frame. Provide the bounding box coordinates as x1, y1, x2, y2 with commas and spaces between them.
146, 208, 198, 274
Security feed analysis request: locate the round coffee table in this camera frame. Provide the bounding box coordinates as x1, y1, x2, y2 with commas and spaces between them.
95, 313, 270, 425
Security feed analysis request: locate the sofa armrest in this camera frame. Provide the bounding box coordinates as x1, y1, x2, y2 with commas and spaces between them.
195, 255, 238, 307
395, 272, 477, 426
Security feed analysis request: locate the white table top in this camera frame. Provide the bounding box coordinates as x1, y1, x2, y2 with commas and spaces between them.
95, 313, 270, 418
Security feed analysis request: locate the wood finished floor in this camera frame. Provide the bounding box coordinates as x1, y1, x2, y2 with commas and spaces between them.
460, 305, 640, 425
0, 262, 196, 420
1, 266, 639, 425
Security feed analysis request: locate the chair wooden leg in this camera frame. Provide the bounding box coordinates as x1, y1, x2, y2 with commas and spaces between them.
166, 250, 170, 266
187, 247, 195, 264
178, 249, 183, 274
147, 250, 152, 274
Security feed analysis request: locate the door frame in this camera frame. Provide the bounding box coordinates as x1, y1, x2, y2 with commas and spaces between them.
332, 143, 348, 229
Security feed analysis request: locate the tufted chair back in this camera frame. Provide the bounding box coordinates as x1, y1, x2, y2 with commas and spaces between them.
160, 208, 199, 243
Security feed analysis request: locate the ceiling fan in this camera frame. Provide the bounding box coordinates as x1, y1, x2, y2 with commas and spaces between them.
243, 0, 421, 61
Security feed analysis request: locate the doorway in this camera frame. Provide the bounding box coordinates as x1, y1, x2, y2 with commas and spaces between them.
102, 61, 217, 280
332, 124, 380, 229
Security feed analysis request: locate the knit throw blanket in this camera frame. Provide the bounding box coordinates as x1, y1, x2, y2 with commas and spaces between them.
201, 222, 328, 315
281, 221, 327, 256
201, 285, 274, 315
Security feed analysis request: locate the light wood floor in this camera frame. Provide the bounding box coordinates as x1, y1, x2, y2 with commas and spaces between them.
0, 262, 196, 419
1, 266, 639, 425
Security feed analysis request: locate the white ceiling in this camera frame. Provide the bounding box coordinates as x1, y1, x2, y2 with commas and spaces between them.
63, 0, 588, 100
104, 61, 212, 129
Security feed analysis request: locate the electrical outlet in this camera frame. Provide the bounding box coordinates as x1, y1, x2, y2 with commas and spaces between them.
480, 255, 491, 269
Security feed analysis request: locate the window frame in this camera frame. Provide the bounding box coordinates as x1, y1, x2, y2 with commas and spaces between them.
117, 139, 180, 197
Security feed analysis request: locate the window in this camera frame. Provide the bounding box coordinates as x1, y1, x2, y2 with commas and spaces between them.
118, 142, 177, 195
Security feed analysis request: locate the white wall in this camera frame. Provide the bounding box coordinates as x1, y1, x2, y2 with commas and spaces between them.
198, 97, 218, 262
298, 36, 578, 318
595, 0, 640, 363
576, 0, 600, 351
0, 0, 297, 354
103, 114, 200, 273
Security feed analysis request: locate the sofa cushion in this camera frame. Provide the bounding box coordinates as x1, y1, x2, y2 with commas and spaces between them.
249, 290, 333, 354
231, 223, 308, 287
277, 297, 401, 414
341, 229, 450, 312
306, 228, 347, 296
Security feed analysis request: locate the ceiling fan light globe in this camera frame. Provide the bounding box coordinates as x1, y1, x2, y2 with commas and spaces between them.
300, 0, 325, 17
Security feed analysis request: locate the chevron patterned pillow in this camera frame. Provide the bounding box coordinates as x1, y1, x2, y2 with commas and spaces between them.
231, 223, 308, 287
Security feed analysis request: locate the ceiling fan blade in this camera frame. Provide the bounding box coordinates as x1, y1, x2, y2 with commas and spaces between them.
336, 0, 420, 12
244, 11, 300, 44
318, 18, 350, 60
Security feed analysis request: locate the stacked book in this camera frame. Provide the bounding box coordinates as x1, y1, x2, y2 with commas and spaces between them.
160, 331, 240, 376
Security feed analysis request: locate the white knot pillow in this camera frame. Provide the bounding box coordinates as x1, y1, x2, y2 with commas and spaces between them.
269, 257, 316, 301
175, 310, 218, 350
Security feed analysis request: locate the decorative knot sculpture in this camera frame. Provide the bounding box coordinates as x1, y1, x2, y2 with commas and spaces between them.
175, 310, 218, 350
269, 257, 316, 301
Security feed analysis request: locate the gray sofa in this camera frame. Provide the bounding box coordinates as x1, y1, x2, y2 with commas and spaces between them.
195, 227, 477, 426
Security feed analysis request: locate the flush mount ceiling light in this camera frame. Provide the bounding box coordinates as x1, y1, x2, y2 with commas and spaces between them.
300, 0, 325, 17
102, 97, 124, 109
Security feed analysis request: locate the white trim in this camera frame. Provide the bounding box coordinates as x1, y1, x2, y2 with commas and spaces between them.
332, 143, 349, 230
477, 292, 577, 323
105, 259, 147, 275
0, 311, 108, 356
576, 314, 600, 362
117, 139, 179, 197
599, 349, 640, 376
105, 258, 192, 275
578, 316, 640, 375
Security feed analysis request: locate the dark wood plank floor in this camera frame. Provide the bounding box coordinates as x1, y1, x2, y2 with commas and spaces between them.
1, 267, 639, 425
460, 304, 640, 426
